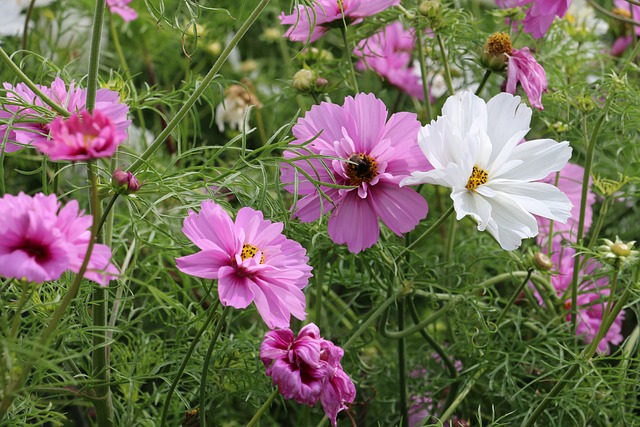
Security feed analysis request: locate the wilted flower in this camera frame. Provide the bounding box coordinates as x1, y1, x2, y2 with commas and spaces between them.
112, 168, 140, 194
402, 91, 572, 251
506, 47, 548, 110
0, 77, 130, 152
175, 200, 312, 329
280, 93, 429, 253
280, 0, 400, 43
0, 192, 118, 285
106, 0, 138, 22
260, 323, 356, 426
215, 84, 261, 132
36, 110, 127, 161
497, 0, 572, 39
354, 22, 424, 99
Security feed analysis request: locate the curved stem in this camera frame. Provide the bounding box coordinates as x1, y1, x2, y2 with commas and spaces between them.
246, 389, 279, 427
127, 0, 272, 175
199, 306, 232, 427
495, 269, 533, 326
383, 302, 450, 339
587, 0, 640, 26
160, 299, 221, 427
395, 205, 454, 262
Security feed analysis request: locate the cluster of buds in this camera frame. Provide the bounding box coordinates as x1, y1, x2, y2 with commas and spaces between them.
598, 236, 638, 268
418, 0, 444, 30
292, 69, 329, 94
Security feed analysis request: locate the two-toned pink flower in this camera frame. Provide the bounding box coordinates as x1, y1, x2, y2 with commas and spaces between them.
260, 323, 356, 426
280, 0, 400, 43
280, 93, 429, 253
0, 192, 118, 286
175, 200, 313, 329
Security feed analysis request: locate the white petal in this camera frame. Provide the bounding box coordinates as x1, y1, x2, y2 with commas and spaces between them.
487, 181, 572, 223
486, 92, 532, 161
483, 193, 538, 250
498, 139, 572, 181
441, 92, 488, 139
451, 190, 493, 229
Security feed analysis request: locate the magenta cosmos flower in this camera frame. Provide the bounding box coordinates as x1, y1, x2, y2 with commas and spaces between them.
280, 93, 429, 253
260, 323, 356, 426
280, 0, 400, 43
498, 0, 571, 38
175, 200, 313, 329
0, 192, 118, 285
506, 47, 547, 110
36, 110, 127, 161
354, 22, 424, 99
106, 0, 138, 22
0, 77, 130, 153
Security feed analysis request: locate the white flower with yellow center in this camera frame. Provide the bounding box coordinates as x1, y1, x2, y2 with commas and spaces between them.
401, 91, 573, 250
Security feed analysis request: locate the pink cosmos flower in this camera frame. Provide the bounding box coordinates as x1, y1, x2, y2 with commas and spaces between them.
260, 323, 356, 426
612, 35, 633, 56
175, 200, 313, 329
614, 0, 640, 35
354, 22, 424, 99
106, 0, 138, 22
280, 0, 400, 43
506, 47, 548, 109
0, 77, 130, 152
280, 93, 429, 253
0, 192, 118, 286
36, 110, 127, 161
497, 0, 571, 38
537, 163, 594, 245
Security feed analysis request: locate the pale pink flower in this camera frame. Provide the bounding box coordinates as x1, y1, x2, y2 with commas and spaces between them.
354, 22, 424, 99
280, 93, 429, 253
0, 77, 130, 152
36, 110, 127, 160
260, 323, 356, 426
497, 0, 571, 38
175, 200, 313, 329
0, 192, 118, 285
106, 0, 138, 22
280, 0, 400, 43
537, 162, 594, 245
506, 47, 548, 109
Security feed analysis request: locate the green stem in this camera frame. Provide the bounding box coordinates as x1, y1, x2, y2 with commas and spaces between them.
160, 299, 221, 427
246, 388, 279, 427
383, 303, 450, 339
439, 368, 486, 422
475, 70, 491, 96
86, 0, 107, 112
495, 269, 533, 326
522, 264, 638, 427
395, 205, 454, 262
397, 300, 408, 427
109, 15, 132, 82
315, 256, 325, 323
415, 30, 433, 120
127, 0, 272, 175
339, 26, 359, 93
10, 282, 34, 338
21, 0, 37, 51
0, 47, 70, 117
199, 306, 232, 427
436, 34, 455, 96
586, 197, 611, 250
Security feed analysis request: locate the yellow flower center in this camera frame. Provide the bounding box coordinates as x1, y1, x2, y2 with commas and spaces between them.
241, 244, 265, 264
613, 8, 632, 19
465, 166, 489, 191
345, 153, 377, 186
484, 32, 513, 57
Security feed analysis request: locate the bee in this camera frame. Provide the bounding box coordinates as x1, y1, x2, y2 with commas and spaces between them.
348, 154, 370, 176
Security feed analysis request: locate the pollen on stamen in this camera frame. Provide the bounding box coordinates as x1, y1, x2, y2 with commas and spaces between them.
241, 243, 265, 264
465, 166, 489, 191
345, 153, 378, 186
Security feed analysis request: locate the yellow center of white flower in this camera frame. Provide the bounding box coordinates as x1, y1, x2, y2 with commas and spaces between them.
241, 244, 265, 264
465, 166, 489, 191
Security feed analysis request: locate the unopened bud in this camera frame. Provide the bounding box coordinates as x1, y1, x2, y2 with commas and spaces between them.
315, 76, 329, 88
262, 27, 282, 42
533, 252, 553, 271
293, 69, 315, 93
112, 168, 140, 194
419, 0, 440, 18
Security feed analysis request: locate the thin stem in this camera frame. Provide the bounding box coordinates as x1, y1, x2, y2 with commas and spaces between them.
315, 255, 325, 323
397, 300, 408, 427
109, 15, 132, 82
21, 0, 37, 51
0, 47, 70, 117
495, 269, 533, 326
587, 0, 640, 26
436, 34, 455, 96
439, 368, 486, 422
246, 389, 279, 427
199, 306, 232, 427
86, 0, 107, 112
160, 299, 221, 427
395, 205, 455, 262
339, 26, 359, 93
383, 303, 450, 339
415, 30, 433, 120
10, 282, 35, 338
97, 194, 119, 234
586, 197, 611, 250
475, 70, 491, 96
127, 0, 272, 175
605, 269, 619, 314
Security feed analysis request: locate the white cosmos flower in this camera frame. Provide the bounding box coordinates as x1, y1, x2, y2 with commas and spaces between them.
401, 91, 573, 251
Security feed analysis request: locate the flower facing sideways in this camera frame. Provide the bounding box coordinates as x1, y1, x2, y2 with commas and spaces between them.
402, 91, 572, 251
506, 47, 548, 110
175, 200, 313, 329
260, 323, 356, 426
280, 93, 429, 253
497, 0, 571, 39
0, 192, 118, 285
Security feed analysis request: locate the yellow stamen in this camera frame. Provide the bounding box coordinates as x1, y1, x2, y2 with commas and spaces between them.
465, 166, 489, 191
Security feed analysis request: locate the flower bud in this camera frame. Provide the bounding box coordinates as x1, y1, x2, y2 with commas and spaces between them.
262, 27, 282, 42
112, 168, 140, 194
419, 0, 440, 18
598, 236, 638, 267
481, 32, 512, 72
315, 76, 329, 88
533, 252, 553, 271
293, 69, 315, 93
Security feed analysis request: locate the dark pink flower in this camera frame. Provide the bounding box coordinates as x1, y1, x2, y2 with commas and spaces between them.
106, 0, 138, 22
612, 35, 633, 56
37, 110, 126, 160
0, 192, 118, 285
261, 323, 356, 426
176, 200, 313, 329
506, 47, 548, 109
354, 22, 424, 99
280, 93, 429, 253
0, 77, 130, 152
498, 0, 571, 38
280, 0, 400, 43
